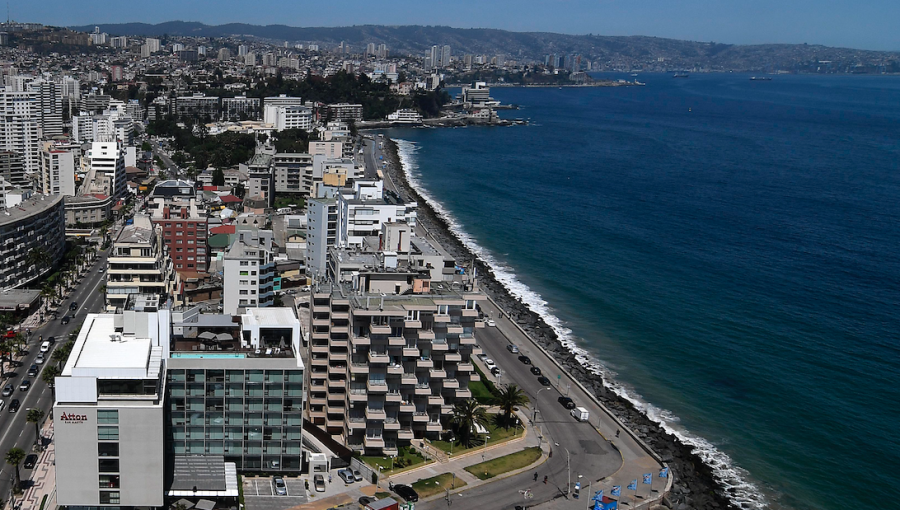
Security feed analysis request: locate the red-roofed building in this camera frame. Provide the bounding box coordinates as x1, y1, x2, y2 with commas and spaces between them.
219, 194, 242, 204
210, 225, 236, 235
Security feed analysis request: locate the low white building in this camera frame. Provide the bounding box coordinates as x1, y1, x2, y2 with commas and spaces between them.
387, 109, 423, 124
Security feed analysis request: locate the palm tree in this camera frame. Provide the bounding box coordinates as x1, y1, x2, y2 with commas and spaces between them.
26, 408, 45, 448
51, 347, 68, 369
42, 365, 60, 398
5, 447, 25, 491
0, 339, 10, 379
450, 399, 490, 448
13, 332, 25, 353
494, 384, 530, 430
25, 247, 51, 271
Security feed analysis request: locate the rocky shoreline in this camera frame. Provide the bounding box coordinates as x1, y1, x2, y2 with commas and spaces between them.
379, 136, 740, 510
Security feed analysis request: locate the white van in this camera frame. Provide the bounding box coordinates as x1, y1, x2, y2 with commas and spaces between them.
571, 407, 590, 422
40, 341, 50, 353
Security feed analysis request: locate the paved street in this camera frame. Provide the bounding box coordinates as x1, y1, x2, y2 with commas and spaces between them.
0, 245, 112, 503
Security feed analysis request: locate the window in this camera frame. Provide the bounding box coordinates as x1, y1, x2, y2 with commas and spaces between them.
251, 271, 257, 276
99, 475, 120, 488
97, 410, 118, 424
98, 459, 120, 473
239, 299, 248, 305
240, 280, 248, 285
98, 426, 119, 440
240, 290, 248, 295
240, 261, 248, 266
240, 271, 248, 276
98, 443, 119, 457
99, 491, 120, 504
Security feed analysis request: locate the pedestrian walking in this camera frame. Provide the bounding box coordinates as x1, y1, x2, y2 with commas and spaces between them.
534, 472, 539, 482
543, 476, 548, 484
615, 429, 620, 438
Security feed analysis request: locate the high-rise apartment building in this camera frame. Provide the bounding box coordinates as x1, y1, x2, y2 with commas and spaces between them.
0, 150, 28, 188
221, 95, 260, 121
148, 193, 209, 275
86, 141, 127, 198
222, 229, 276, 315
40, 141, 76, 196
106, 215, 174, 311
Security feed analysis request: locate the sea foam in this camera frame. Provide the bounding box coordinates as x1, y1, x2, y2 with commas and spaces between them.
394, 137, 769, 510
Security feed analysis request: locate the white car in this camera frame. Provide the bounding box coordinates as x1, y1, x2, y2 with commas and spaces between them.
484, 358, 496, 369
487, 319, 496, 327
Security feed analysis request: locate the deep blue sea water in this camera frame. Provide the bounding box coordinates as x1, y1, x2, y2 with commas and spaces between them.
383, 74, 900, 510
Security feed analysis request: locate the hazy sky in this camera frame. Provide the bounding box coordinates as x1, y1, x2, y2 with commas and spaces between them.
11, 0, 900, 51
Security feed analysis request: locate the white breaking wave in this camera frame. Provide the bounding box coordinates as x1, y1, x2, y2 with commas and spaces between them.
394, 137, 770, 510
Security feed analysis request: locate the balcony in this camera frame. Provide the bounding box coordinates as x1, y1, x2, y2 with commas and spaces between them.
347, 416, 366, 429
427, 420, 443, 432
368, 351, 390, 364
401, 373, 417, 385
460, 333, 477, 345
330, 352, 348, 363
386, 388, 402, 402
402, 346, 419, 357
370, 324, 391, 335
413, 411, 428, 422
429, 368, 447, 379
387, 363, 403, 375
414, 383, 431, 395
434, 314, 450, 323
442, 379, 460, 389
310, 357, 328, 367
327, 378, 346, 388
384, 416, 400, 430
470, 373, 481, 382
311, 343, 329, 354
428, 394, 444, 405
416, 358, 433, 369
383, 442, 399, 455
404, 319, 422, 329
472, 346, 483, 355
455, 388, 472, 399
364, 435, 385, 448
431, 340, 449, 351
326, 418, 344, 428
327, 364, 347, 376
349, 386, 367, 402
367, 380, 388, 393
350, 334, 370, 346
388, 336, 405, 346
398, 428, 414, 440
399, 402, 415, 413
366, 407, 386, 420
350, 363, 369, 374
309, 396, 327, 406
331, 338, 349, 348
444, 352, 462, 362
457, 362, 474, 372
417, 329, 435, 340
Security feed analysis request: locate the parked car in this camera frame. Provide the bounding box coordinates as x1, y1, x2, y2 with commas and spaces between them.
483, 358, 496, 369
338, 468, 355, 484
8, 398, 19, 413
477, 353, 488, 362
27, 364, 38, 377
393, 484, 419, 502
518, 355, 532, 365
18, 379, 31, 392
313, 474, 326, 492
61, 315, 70, 325
506, 344, 519, 353
491, 366, 502, 377
537, 376, 552, 387
0, 400, 5, 412
1, 385, 12, 397
273, 476, 287, 495
353, 470, 363, 482
23, 454, 38, 469
486, 319, 496, 327
558, 396, 576, 409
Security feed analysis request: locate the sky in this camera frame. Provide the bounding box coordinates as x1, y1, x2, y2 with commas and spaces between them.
10, 0, 900, 51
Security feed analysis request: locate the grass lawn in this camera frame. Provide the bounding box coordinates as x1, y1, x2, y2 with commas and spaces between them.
464, 447, 543, 480
411, 473, 468, 499
469, 379, 494, 404
375, 492, 392, 499
360, 447, 429, 477
432, 413, 524, 457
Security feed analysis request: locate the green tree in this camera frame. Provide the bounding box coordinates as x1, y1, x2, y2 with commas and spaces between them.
494, 384, 530, 430
449, 399, 490, 447
5, 447, 25, 491
0, 339, 11, 379
51, 347, 68, 369
42, 365, 61, 398
26, 408, 45, 446
212, 168, 225, 186
25, 247, 51, 272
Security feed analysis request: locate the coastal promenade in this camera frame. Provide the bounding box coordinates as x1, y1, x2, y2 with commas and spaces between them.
367, 138, 671, 509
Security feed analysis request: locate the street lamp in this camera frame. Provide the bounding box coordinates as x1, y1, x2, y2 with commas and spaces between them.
564, 447, 571, 496
482, 435, 491, 462
532, 387, 551, 422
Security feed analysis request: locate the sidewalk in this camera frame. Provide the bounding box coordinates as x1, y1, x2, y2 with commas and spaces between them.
19, 419, 55, 510
385, 410, 547, 501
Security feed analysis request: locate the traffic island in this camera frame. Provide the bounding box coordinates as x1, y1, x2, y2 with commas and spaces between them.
410, 473, 468, 498
464, 447, 543, 480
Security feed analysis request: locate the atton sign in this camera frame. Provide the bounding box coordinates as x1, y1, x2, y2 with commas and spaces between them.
59, 412, 88, 423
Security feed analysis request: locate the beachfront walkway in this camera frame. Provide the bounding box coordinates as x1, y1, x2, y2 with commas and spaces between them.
17, 419, 56, 510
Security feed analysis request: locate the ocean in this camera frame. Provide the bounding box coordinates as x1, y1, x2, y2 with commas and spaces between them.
382, 73, 900, 510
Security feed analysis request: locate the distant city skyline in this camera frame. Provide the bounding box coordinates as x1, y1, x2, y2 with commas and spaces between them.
7, 0, 900, 52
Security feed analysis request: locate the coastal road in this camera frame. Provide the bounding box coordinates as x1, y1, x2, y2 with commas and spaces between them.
0, 247, 111, 502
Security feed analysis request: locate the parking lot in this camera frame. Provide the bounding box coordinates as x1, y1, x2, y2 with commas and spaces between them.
242, 477, 308, 510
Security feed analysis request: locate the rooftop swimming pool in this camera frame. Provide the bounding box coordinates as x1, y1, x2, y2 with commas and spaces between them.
170, 353, 247, 359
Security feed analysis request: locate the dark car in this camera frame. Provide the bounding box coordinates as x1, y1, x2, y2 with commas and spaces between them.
47, 336, 55, 345
558, 396, 576, 409
61, 315, 70, 325
537, 376, 552, 387
393, 484, 419, 502
27, 364, 38, 377
23, 454, 38, 469
9, 399, 20, 413
518, 355, 532, 365
69, 301, 78, 311
19, 379, 31, 392
530, 366, 542, 376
